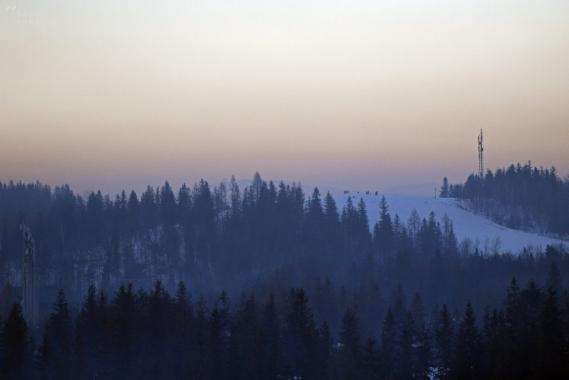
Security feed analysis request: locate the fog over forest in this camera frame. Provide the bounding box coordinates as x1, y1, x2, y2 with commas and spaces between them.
2, 1, 569, 379
1, 165, 569, 379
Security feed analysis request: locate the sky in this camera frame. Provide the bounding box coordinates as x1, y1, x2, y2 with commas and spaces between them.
1, 0, 568, 194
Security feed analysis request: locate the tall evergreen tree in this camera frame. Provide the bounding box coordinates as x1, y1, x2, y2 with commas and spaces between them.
75, 285, 104, 379
539, 287, 566, 378
42, 289, 73, 380
381, 308, 397, 380
411, 293, 431, 379
284, 288, 317, 379
374, 196, 394, 259
261, 293, 280, 379
160, 181, 177, 226
435, 304, 454, 379
0, 303, 29, 380
338, 306, 362, 379
394, 312, 414, 380
452, 302, 481, 380
440, 177, 450, 198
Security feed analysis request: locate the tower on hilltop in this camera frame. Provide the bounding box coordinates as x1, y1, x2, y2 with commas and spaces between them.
478, 129, 484, 178
21, 225, 39, 330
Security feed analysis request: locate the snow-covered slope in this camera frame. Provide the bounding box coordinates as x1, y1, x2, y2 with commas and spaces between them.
332, 191, 566, 254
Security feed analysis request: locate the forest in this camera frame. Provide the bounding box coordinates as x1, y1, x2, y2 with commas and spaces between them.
0, 174, 566, 307
1, 275, 568, 380
0, 172, 568, 379
442, 162, 569, 236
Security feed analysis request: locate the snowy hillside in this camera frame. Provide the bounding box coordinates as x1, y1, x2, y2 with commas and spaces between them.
331, 191, 566, 254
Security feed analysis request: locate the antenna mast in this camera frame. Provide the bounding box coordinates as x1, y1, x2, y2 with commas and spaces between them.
478, 129, 484, 178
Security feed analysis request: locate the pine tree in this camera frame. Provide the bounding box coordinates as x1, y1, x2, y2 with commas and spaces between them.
0, 303, 29, 379
75, 285, 102, 379
207, 292, 231, 380
140, 186, 158, 228
251, 172, 263, 201
146, 280, 172, 379
261, 294, 280, 379
127, 190, 140, 233
394, 312, 414, 380
304, 188, 326, 265
514, 281, 544, 378
190, 297, 208, 380
110, 284, 138, 378
323, 192, 341, 263
374, 196, 394, 259
338, 307, 362, 379
480, 309, 509, 380
440, 177, 449, 198
231, 294, 259, 380
381, 308, 397, 380
540, 287, 566, 378
42, 289, 73, 380
435, 304, 454, 379
172, 282, 192, 378
411, 293, 431, 379
442, 214, 458, 256
452, 302, 481, 380
407, 209, 421, 244
284, 288, 317, 379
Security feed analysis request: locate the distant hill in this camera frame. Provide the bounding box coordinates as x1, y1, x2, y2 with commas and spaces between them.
444, 163, 569, 237
332, 191, 566, 254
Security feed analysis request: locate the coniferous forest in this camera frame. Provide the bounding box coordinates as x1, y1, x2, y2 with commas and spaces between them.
1, 277, 569, 380
0, 172, 568, 379
4, 0, 569, 378
443, 162, 569, 236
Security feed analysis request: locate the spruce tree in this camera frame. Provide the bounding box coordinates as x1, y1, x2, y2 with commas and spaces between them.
374, 196, 394, 259
261, 294, 280, 379
452, 302, 481, 380
43, 289, 73, 380
75, 285, 102, 379
394, 312, 414, 380
110, 284, 138, 378
0, 303, 29, 379
284, 288, 317, 379
172, 282, 192, 378
411, 293, 431, 379
440, 177, 449, 198
381, 308, 397, 380
435, 304, 454, 378
540, 287, 566, 378
338, 307, 362, 379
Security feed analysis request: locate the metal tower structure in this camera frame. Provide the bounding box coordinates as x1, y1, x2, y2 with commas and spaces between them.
478, 129, 484, 178
21, 225, 39, 330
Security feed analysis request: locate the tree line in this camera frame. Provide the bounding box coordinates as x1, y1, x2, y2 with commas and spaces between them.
1, 174, 568, 318
1, 173, 568, 379
0, 174, 463, 297
441, 162, 569, 236
1, 276, 569, 380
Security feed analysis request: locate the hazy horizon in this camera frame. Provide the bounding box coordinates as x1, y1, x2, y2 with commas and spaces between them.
2, 0, 568, 193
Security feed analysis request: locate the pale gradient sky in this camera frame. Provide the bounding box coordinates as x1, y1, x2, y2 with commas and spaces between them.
1, 0, 568, 194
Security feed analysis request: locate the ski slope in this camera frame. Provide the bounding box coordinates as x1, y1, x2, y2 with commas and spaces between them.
332, 191, 566, 254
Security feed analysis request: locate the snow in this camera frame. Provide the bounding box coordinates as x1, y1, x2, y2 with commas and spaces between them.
331, 191, 567, 254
